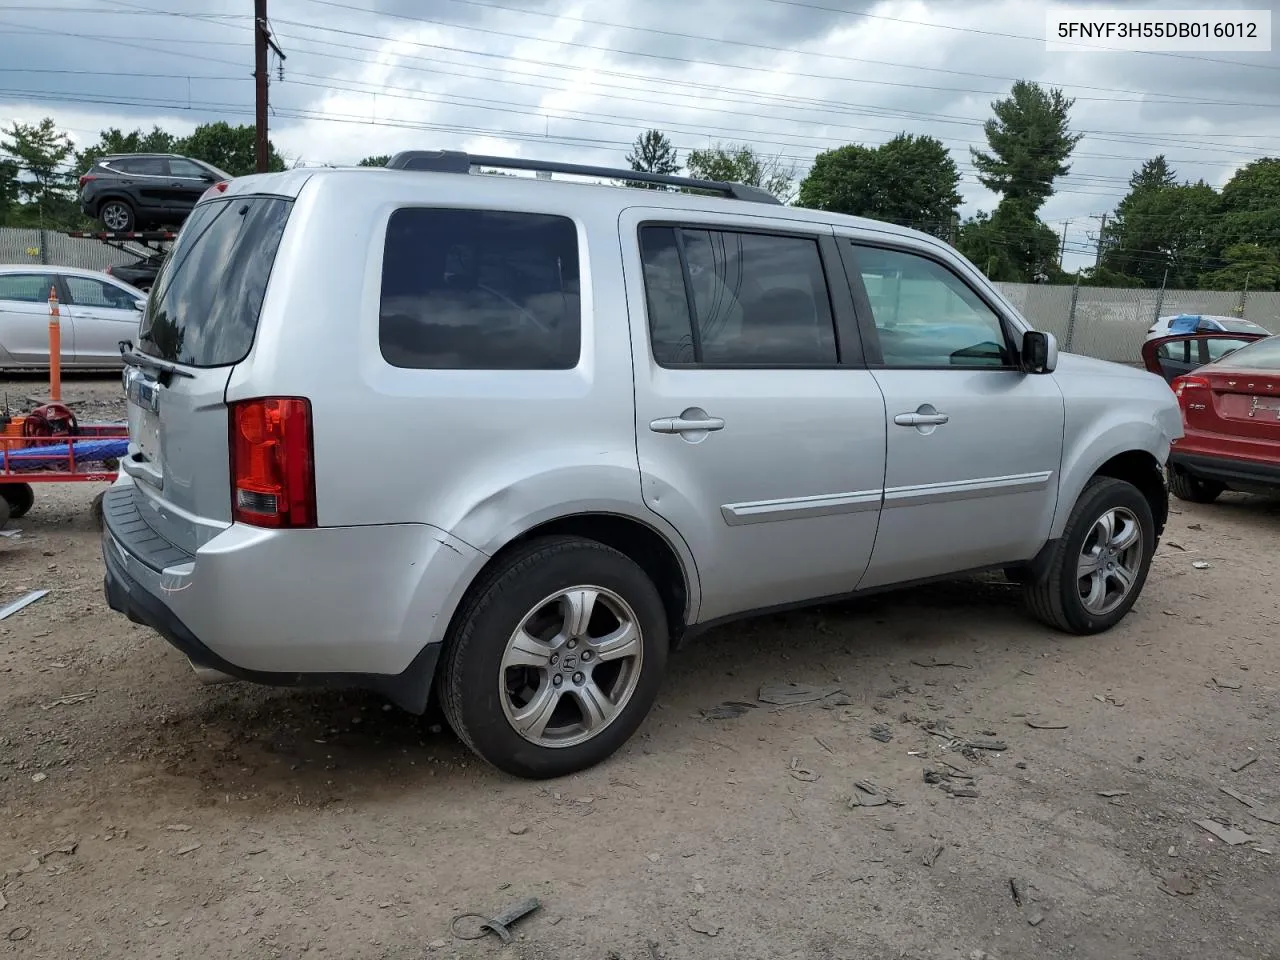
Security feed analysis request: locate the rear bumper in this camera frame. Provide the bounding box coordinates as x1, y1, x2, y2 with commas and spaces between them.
1170, 450, 1280, 492
100, 481, 483, 712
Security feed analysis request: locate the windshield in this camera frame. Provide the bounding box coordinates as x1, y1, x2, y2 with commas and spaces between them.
138, 195, 292, 367
1208, 334, 1280, 370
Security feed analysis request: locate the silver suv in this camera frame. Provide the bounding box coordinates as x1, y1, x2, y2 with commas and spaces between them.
102, 151, 1183, 779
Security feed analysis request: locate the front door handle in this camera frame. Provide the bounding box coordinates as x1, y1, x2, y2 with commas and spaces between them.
894, 412, 950, 427
650, 415, 725, 434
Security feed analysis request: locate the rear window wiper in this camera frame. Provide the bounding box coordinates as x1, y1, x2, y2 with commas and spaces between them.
119, 341, 194, 379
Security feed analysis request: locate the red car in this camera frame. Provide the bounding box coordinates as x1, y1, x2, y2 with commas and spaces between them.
1142, 331, 1280, 503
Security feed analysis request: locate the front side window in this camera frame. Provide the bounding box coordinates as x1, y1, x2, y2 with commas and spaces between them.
639, 225, 838, 366
0, 273, 53, 304
170, 158, 209, 179
379, 208, 581, 370
64, 276, 137, 310
851, 244, 1012, 368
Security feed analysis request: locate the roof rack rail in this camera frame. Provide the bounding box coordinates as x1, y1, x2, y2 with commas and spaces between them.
383, 150, 783, 206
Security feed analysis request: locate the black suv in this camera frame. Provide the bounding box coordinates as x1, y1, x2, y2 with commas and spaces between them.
79, 154, 231, 232
106, 252, 167, 292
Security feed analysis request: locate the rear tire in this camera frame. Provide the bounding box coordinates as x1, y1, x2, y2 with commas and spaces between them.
0, 482, 34, 519
98, 199, 136, 232
438, 535, 668, 779
1024, 477, 1155, 635
1168, 467, 1224, 504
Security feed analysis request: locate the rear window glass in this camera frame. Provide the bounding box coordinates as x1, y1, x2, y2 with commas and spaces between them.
379, 207, 581, 370
1214, 335, 1280, 370
138, 196, 292, 367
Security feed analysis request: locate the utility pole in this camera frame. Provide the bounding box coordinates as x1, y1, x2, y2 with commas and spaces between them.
1059, 219, 1070, 264
254, 0, 286, 174
1091, 212, 1108, 268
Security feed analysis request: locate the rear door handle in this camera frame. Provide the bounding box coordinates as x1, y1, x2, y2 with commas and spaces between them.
650, 416, 725, 434
894, 412, 950, 427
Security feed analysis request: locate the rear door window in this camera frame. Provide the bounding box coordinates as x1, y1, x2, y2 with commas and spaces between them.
0, 273, 53, 303
379, 208, 581, 370
138, 196, 292, 367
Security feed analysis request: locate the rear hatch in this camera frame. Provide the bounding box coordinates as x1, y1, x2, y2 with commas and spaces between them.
121, 193, 292, 555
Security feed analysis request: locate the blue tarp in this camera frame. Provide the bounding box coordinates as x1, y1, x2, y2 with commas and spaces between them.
3, 437, 129, 469
1167, 314, 1202, 334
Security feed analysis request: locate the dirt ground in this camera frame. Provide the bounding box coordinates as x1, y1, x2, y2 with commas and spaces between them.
1, 376, 1278, 960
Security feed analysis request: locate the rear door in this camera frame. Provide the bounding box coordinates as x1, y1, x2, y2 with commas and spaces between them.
622, 209, 886, 623
122, 193, 293, 554
107, 157, 168, 215
0, 271, 58, 364
60, 274, 144, 366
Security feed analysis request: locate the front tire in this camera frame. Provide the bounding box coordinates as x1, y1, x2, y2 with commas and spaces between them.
1024, 477, 1155, 635
0, 482, 34, 519
1168, 467, 1224, 504
438, 536, 669, 779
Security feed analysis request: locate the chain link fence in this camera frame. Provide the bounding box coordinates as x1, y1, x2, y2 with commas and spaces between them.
995, 281, 1280, 365
0, 228, 143, 273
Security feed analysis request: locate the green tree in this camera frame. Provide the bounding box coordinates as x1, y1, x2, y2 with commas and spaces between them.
0, 158, 18, 226
1, 118, 74, 205
626, 129, 679, 174
1213, 157, 1280, 257
797, 134, 961, 233
970, 80, 1082, 213
1100, 180, 1219, 288
74, 125, 178, 174
175, 122, 285, 177
686, 142, 797, 202
0, 118, 79, 227
1198, 243, 1280, 292
1128, 154, 1177, 192
357, 154, 391, 167
956, 200, 1063, 283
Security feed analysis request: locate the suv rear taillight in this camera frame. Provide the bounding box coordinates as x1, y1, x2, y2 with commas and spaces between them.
78, 173, 96, 188
230, 398, 316, 528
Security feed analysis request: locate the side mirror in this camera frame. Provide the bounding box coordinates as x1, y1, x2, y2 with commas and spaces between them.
134, 298, 147, 312
1022, 330, 1058, 374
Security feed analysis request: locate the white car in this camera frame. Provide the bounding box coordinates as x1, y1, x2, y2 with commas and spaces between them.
0, 264, 148, 369
1146, 313, 1270, 341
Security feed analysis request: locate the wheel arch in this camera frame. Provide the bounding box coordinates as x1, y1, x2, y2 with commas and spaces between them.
92, 192, 135, 216
439, 509, 701, 655
1053, 419, 1172, 541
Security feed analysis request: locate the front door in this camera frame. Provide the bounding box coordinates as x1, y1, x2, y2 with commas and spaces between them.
622, 209, 886, 623
838, 238, 1065, 589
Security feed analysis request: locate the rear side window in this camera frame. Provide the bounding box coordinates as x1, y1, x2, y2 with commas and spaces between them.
379, 208, 581, 370
1217, 335, 1280, 369
138, 196, 292, 367
0, 273, 53, 303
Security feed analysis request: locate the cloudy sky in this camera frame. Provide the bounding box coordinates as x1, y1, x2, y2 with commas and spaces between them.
2, 0, 1278, 270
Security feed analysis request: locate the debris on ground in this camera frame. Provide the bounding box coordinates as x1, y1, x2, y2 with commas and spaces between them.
687, 914, 722, 937
0, 589, 49, 621
700, 701, 758, 720
1194, 819, 1253, 846
1212, 677, 1243, 690
0, 892, 6, 911
176, 842, 201, 856
1097, 790, 1130, 798
1009, 877, 1026, 906
963, 738, 1007, 752
788, 757, 819, 782
1158, 870, 1199, 896
922, 842, 945, 867
847, 780, 895, 809
910, 658, 972, 669
869, 724, 893, 743
507, 824, 529, 836
945, 784, 980, 798
30, 772, 47, 783
1027, 912, 1045, 926
1230, 755, 1259, 773
450, 897, 540, 943
7, 926, 31, 942
1192, 561, 1211, 570
758, 682, 844, 706
40, 692, 94, 709
1025, 719, 1068, 730
1219, 788, 1280, 825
